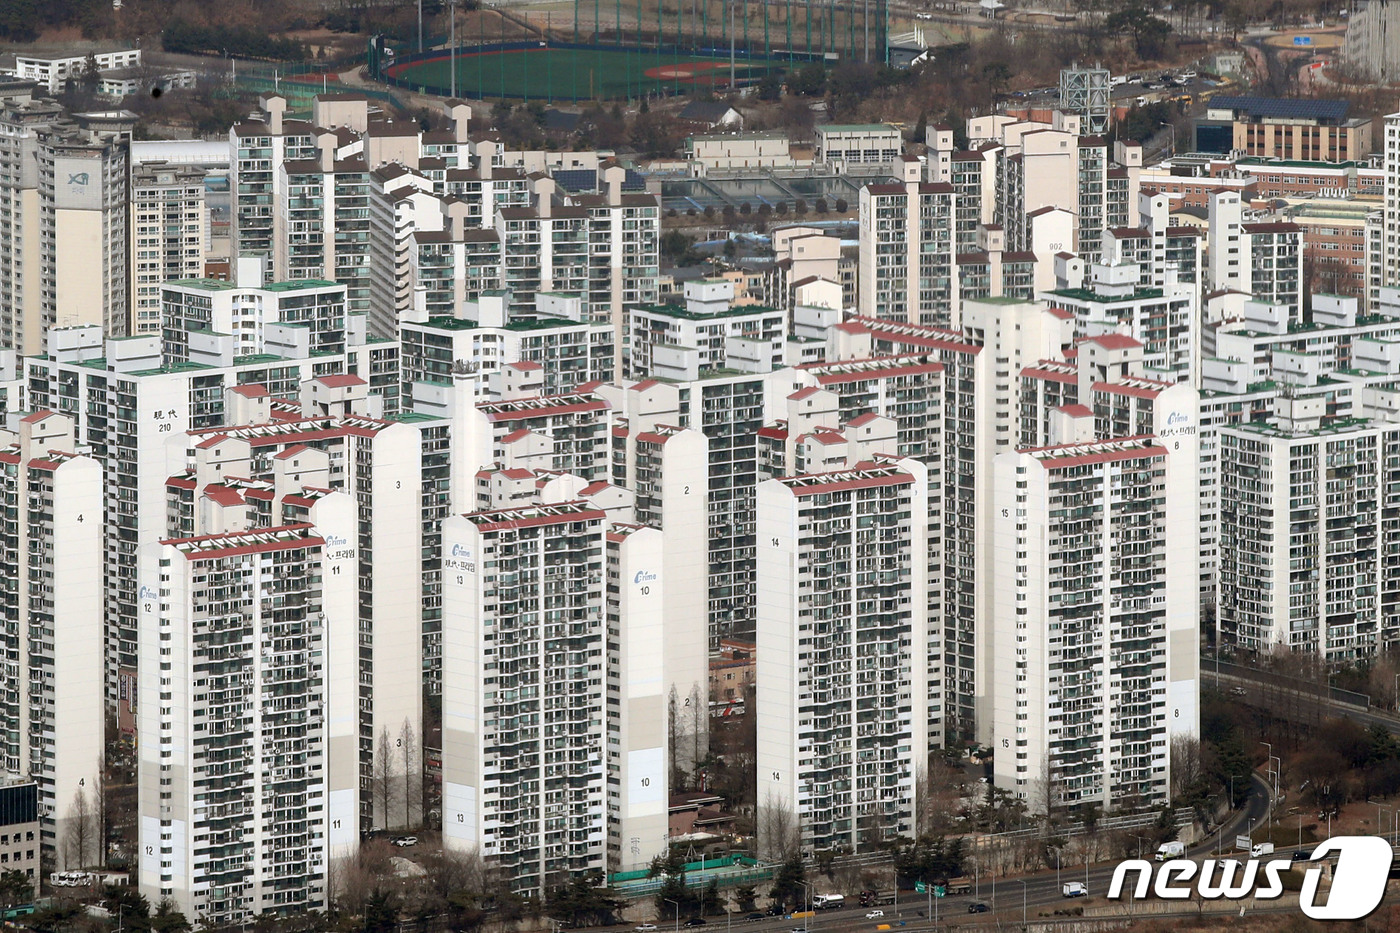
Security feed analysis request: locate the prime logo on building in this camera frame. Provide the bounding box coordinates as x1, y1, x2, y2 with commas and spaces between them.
1107, 837, 1392, 920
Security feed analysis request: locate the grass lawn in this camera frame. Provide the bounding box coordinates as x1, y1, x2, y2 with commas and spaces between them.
386, 46, 785, 100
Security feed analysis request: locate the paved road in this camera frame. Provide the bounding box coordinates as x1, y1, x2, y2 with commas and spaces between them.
633, 776, 1277, 931
1207, 667, 1400, 732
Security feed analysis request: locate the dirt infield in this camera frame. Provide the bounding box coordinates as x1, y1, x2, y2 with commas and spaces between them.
1262, 30, 1344, 50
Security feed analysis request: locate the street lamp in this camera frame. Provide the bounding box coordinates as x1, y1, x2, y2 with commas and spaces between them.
1371, 800, 1397, 845
1135, 836, 1150, 859
664, 899, 681, 933
448, 0, 459, 100
795, 881, 812, 933
1017, 879, 1027, 927
1158, 121, 1175, 161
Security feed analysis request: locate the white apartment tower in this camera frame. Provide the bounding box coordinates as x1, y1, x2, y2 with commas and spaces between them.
130, 161, 206, 337
1384, 110, 1400, 290
440, 503, 609, 895
1207, 189, 1304, 321
1219, 400, 1400, 656
0, 412, 103, 867
0, 90, 68, 355
756, 460, 930, 853
602, 524, 670, 872
991, 437, 1198, 812
39, 121, 131, 343
858, 158, 957, 326
137, 512, 358, 922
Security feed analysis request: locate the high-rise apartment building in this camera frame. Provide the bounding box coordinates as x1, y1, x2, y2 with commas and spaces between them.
21, 325, 398, 706
440, 503, 610, 895
1220, 399, 1400, 656
858, 158, 957, 325
0, 89, 68, 355
755, 460, 930, 852
39, 118, 131, 343
130, 162, 206, 336
991, 436, 1198, 812
0, 412, 103, 867
1207, 189, 1304, 320
137, 510, 358, 921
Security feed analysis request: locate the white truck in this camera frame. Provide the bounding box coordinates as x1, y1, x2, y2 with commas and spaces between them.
1155, 841, 1185, 860
1061, 882, 1087, 898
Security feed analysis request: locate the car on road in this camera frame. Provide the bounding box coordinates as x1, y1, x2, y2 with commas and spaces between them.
684, 920, 707, 928
916, 12, 933, 19
967, 903, 989, 914
393, 836, 418, 847
766, 907, 786, 917
745, 914, 764, 923
636, 925, 658, 931
865, 911, 884, 919
1292, 848, 1313, 861
1230, 687, 1247, 696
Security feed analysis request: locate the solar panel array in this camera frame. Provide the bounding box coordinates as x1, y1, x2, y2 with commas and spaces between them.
1209, 96, 1350, 122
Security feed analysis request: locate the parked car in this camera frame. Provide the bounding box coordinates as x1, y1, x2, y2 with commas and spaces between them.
967, 903, 989, 914
865, 911, 884, 919
393, 836, 418, 847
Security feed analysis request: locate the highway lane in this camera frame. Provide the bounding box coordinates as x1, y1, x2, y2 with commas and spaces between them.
632, 777, 1279, 929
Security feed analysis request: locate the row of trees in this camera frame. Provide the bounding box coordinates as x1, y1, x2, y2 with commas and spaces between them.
371, 721, 424, 832
161, 20, 310, 60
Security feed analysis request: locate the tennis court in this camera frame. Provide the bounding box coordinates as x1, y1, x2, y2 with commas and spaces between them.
383, 43, 789, 101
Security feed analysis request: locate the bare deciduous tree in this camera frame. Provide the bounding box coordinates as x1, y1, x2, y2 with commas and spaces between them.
400, 718, 420, 829
374, 727, 397, 831
64, 787, 95, 870
1170, 735, 1204, 802
757, 792, 801, 862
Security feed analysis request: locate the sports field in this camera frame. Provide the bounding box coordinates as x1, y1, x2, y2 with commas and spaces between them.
384, 44, 787, 101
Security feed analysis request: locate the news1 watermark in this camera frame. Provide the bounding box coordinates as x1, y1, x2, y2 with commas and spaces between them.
1107, 836, 1393, 920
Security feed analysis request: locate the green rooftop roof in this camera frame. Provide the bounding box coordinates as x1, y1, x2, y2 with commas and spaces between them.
637, 302, 782, 322
1048, 287, 1166, 303
263, 279, 341, 291
128, 361, 214, 377
415, 315, 588, 332
168, 278, 237, 291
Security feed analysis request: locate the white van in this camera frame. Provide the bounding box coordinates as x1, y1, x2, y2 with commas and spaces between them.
1155, 841, 1185, 860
